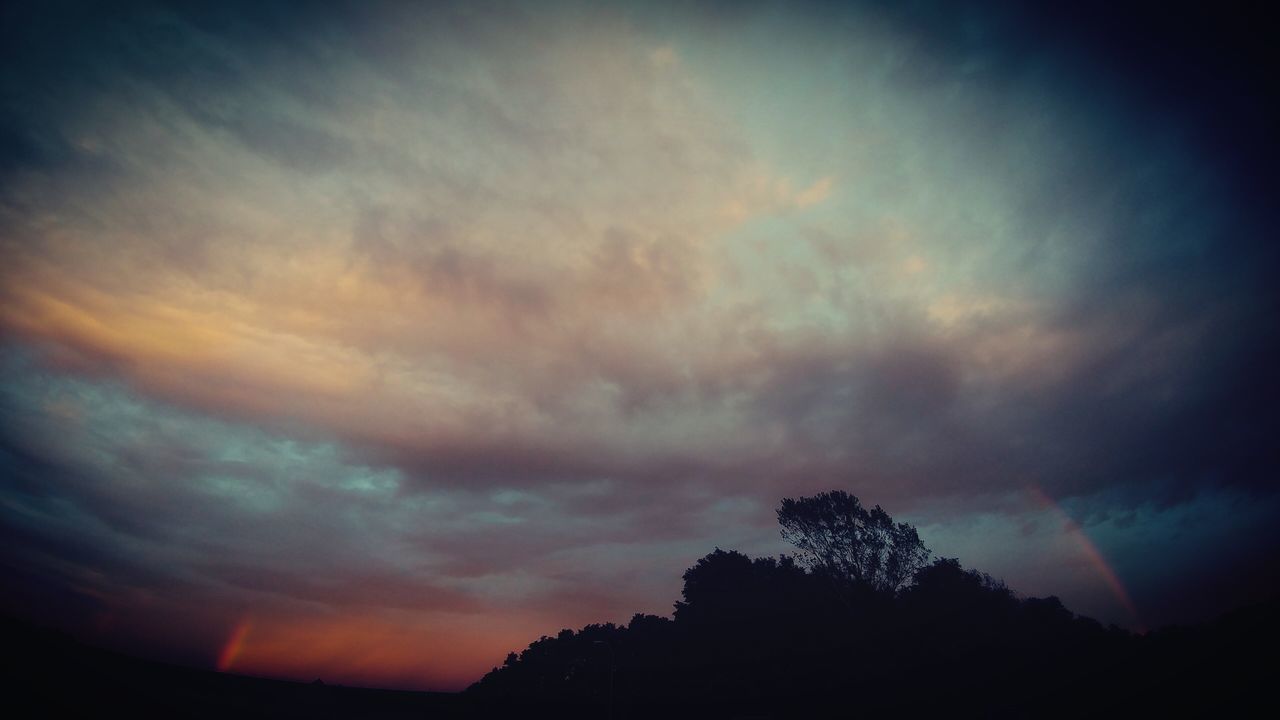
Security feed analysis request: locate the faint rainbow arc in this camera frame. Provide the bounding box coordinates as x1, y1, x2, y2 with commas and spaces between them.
217, 617, 253, 672
1027, 486, 1142, 628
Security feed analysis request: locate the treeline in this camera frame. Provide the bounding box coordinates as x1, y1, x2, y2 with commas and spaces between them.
467, 492, 1276, 718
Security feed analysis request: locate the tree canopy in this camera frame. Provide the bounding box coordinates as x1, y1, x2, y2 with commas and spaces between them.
776, 490, 930, 592
468, 492, 1275, 718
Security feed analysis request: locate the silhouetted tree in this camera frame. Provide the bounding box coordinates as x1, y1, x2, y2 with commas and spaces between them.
777, 490, 930, 592
468, 492, 1279, 717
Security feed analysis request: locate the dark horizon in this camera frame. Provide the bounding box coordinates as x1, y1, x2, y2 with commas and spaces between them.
9, 504, 1277, 694
2, 0, 1278, 693
9, 530, 1280, 719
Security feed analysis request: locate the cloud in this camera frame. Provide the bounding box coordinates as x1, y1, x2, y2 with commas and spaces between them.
1, 0, 1276, 687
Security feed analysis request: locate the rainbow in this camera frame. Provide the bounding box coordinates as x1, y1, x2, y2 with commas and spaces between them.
1026, 486, 1141, 628
217, 617, 252, 672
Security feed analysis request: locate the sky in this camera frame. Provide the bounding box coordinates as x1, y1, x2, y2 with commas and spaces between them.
2, 0, 1278, 692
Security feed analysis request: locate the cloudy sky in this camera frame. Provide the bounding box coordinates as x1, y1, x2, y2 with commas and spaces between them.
2, 0, 1277, 691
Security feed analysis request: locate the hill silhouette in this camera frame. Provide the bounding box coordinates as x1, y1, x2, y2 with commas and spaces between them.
468, 494, 1279, 718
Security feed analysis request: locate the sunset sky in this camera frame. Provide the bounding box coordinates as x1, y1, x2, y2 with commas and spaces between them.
2, 0, 1277, 691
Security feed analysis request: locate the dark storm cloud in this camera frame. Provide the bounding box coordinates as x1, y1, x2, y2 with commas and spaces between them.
845, 0, 1278, 505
